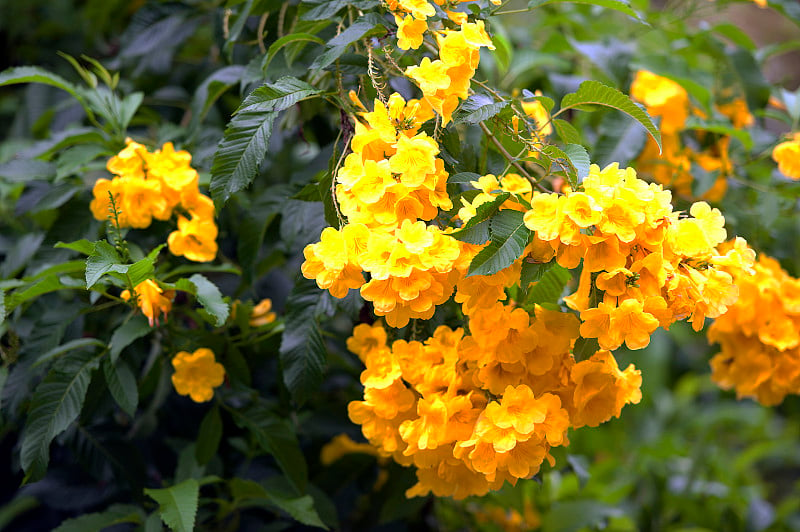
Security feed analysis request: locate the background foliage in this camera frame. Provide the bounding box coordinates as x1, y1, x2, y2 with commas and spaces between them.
1, 0, 800, 530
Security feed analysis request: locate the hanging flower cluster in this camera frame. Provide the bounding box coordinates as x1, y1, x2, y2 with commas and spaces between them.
524, 164, 754, 350
91, 139, 218, 262
346, 318, 642, 499
301, 2, 754, 500
708, 251, 800, 406
631, 70, 753, 202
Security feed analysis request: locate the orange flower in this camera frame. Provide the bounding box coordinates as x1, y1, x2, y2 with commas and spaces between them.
249, 298, 277, 327
121, 279, 174, 326
772, 133, 800, 180
167, 215, 219, 262
170, 348, 226, 402
570, 351, 642, 428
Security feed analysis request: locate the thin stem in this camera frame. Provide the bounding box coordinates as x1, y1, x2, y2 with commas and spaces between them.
479, 122, 549, 192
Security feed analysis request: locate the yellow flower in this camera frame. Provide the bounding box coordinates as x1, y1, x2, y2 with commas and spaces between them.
167, 215, 219, 262
772, 133, 800, 180
405, 57, 451, 95
249, 298, 276, 327
320, 434, 381, 465
171, 348, 225, 403
630, 70, 689, 134
395, 14, 427, 50
121, 279, 174, 326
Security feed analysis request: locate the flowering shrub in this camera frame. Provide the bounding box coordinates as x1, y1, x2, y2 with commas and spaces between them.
1, 0, 800, 530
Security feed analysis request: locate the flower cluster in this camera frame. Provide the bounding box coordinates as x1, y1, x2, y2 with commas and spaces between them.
170, 347, 225, 403
303, 93, 464, 327
708, 252, 800, 405
772, 132, 800, 180
631, 70, 753, 201
523, 163, 753, 350
346, 318, 642, 499
404, 20, 495, 125
91, 139, 218, 262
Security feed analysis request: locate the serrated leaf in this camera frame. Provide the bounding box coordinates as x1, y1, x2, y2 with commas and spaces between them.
109, 315, 152, 363
85, 241, 124, 288
230, 402, 309, 493
144, 479, 199, 532
563, 144, 591, 183
467, 210, 531, 277
449, 219, 491, 245
560, 80, 660, 151
32, 337, 105, 368
195, 405, 222, 465
279, 278, 327, 405
455, 93, 510, 124
53, 504, 143, 532
528, 0, 642, 20
451, 193, 510, 235
520, 261, 555, 289
553, 119, 582, 145
527, 264, 571, 305
210, 78, 322, 205
539, 144, 579, 187
175, 274, 229, 327
103, 358, 138, 417
20, 350, 102, 482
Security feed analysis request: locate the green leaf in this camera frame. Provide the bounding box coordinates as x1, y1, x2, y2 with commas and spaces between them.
467, 210, 531, 277
492, 33, 513, 74
541, 500, 624, 532
229, 478, 327, 529
572, 336, 600, 362
553, 119, 582, 145
210, 110, 278, 206
527, 0, 642, 20
20, 350, 102, 483
520, 260, 555, 289
195, 405, 223, 465
560, 80, 660, 151
527, 264, 571, 305
109, 315, 151, 364
174, 274, 229, 327
449, 219, 490, 245
237, 77, 322, 114
0, 159, 56, 182
263, 33, 326, 72
32, 337, 106, 368
5, 276, 72, 313
683, 118, 754, 150
300, 0, 348, 21
188, 65, 245, 136
450, 193, 511, 235
103, 358, 138, 416
55, 239, 97, 256
594, 111, 648, 167
230, 402, 309, 493
279, 278, 327, 405
144, 479, 199, 532
449, 172, 482, 184
563, 144, 591, 182
454, 93, 510, 124
210, 77, 321, 206
310, 13, 386, 71
85, 241, 124, 288
0, 66, 83, 100
53, 504, 143, 532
